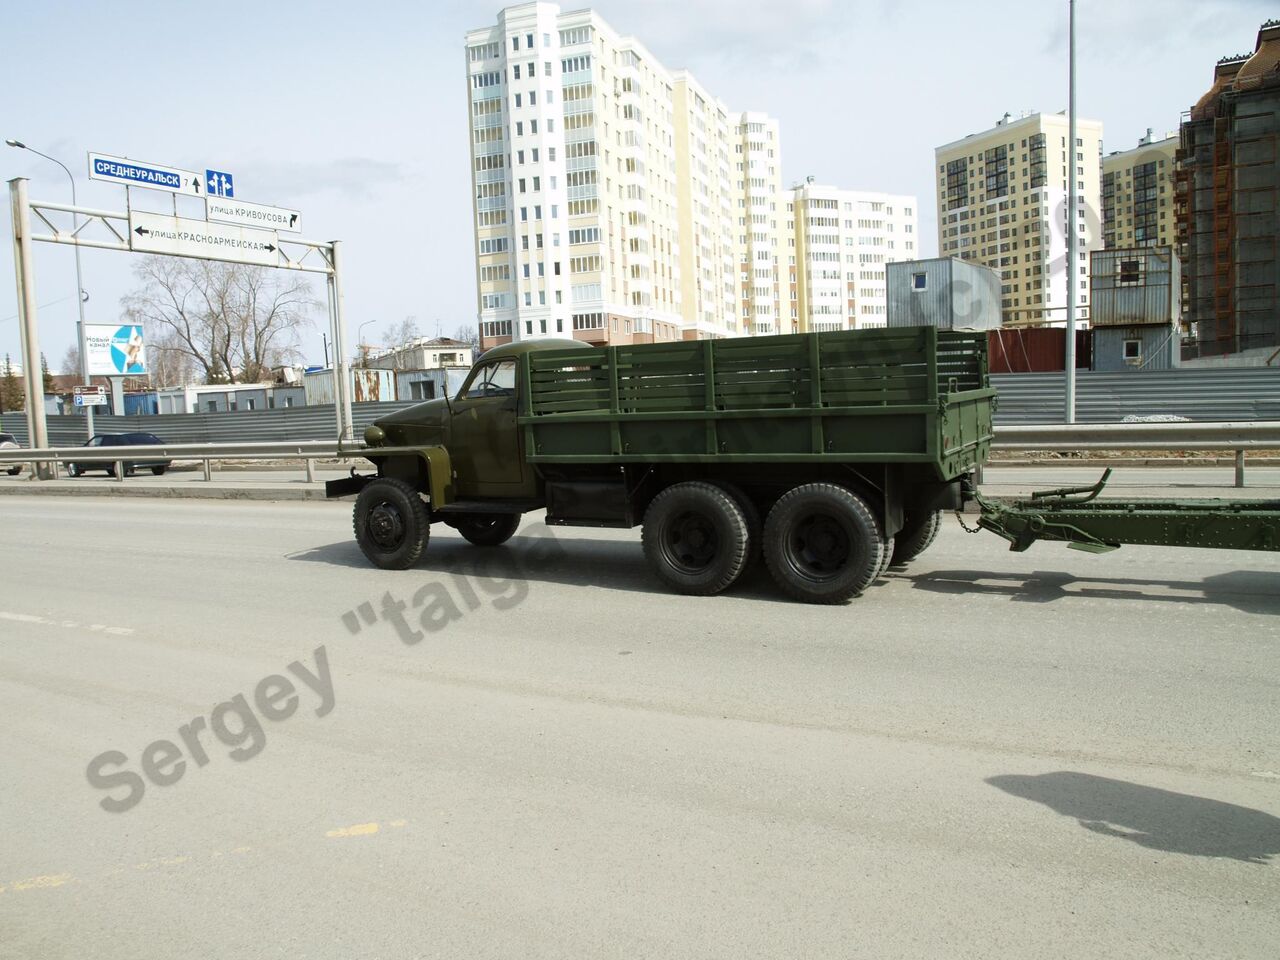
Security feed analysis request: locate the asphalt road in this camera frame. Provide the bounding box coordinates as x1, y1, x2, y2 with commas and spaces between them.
1, 496, 1278, 959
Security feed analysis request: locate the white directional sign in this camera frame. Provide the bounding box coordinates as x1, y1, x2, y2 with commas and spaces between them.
128, 211, 279, 267
205, 196, 302, 234
73, 385, 107, 407
88, 152, 203, 197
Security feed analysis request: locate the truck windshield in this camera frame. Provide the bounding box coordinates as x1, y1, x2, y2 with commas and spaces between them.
460, 360, 516, 399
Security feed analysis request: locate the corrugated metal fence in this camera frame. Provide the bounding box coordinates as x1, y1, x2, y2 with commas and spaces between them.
990, 368, 1280, 424
0, 401, 421, 446
3, 368, 1279, 442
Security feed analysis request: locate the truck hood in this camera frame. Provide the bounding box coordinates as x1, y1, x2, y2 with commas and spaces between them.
371, 397, 449, 447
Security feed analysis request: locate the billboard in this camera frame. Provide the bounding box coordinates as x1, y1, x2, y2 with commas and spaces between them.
86, 324, 147, 376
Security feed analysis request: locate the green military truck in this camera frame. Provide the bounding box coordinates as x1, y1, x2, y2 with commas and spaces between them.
327, 326, 995, 603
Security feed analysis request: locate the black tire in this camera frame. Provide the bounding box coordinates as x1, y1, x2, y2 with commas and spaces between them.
353, 478, 430, 570
105, 464, 117, 478
713, 481, 762, 566
763, 483, 883, 604
67, 463, 81, 478
876, 535, 896, 581
454, 513, 520, 546
6, 466, 20, 476
641, 480, 749, 596
151, 465, 168, 476
124, 466, 136, 478
891, 510, 942, 566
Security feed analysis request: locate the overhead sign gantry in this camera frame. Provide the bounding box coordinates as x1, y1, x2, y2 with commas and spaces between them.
8, 149, 353, 478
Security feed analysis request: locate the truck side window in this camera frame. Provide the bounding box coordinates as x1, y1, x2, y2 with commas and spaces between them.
461, 360, 516, 399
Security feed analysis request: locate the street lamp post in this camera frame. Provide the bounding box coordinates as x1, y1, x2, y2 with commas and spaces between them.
5, 139, 94, 439
1064, 1, 1078, 423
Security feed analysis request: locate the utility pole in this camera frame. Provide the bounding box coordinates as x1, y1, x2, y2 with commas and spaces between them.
5, 140, 94, 439
1064, 0, 1078, 423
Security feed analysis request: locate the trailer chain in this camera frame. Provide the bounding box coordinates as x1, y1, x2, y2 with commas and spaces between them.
955, 511, 984, 534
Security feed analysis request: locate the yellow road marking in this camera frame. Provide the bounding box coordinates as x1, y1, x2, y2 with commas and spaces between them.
8, 874, 74, 892
325, 822, 379, 838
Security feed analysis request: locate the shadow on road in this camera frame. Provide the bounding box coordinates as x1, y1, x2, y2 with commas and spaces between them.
987, 771, 1280, 864
286, 534, 855, 605
900, 568, 1280, 616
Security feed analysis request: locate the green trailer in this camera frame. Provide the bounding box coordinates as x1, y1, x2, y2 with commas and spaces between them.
329, 326, 994, 602
328, 325, 1278, 602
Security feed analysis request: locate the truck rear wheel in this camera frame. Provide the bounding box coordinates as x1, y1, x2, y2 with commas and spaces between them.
763, 483, 883, 604
354, 478, 429, 570
642, 481, 749, 596
453, 513, 520, 547
890, 510, 942, 566
713, 481, 761, 567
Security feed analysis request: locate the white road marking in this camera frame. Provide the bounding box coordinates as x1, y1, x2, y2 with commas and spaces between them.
0, 611, 133, 636
1250, 771, 1280, 780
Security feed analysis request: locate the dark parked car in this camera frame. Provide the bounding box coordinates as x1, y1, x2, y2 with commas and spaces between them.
0, 432, 22, 476
68, 433, 172, 478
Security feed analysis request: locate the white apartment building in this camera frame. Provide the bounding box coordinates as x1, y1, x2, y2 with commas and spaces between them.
735, 113, 785, 336
791, 180, 918, 331
935, 111, 1103, 326
673, 70, 739, 339
466, 3, 688, 350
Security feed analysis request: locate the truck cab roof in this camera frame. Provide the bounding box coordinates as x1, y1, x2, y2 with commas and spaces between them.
478, 338, 592, 364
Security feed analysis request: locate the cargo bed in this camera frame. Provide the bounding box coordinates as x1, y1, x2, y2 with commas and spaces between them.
519, 326, 994, 479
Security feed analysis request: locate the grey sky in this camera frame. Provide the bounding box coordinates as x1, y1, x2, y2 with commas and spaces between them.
0, 0, 1269, 370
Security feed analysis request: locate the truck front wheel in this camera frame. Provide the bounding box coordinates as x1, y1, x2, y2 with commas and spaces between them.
353, 478, 429, 569
763, 483, 883, 604
453, 513, 520, 547
642, 481, 749, 596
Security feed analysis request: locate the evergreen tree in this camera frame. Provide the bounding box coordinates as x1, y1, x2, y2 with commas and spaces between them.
0, 354, 24, 413
41, 352, 55, 395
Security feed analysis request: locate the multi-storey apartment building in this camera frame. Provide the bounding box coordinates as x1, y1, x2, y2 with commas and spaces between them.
466, 3, 687, 350
791, 180, 918, 331
734, 113, 786, 336
1177, 20, 1280, 358
1101, 130, 1177, 250
672, 71, 738, 339
935, 111, 1104, 326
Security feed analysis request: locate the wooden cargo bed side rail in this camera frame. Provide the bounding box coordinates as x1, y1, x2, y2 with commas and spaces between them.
518, 327, 992, 468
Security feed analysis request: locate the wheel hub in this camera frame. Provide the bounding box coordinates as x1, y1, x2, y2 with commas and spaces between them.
665, 511, 718, 571
368, 501, 405, 549
789, 513, 851, 577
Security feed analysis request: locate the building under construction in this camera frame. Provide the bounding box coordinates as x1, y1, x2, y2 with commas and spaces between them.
1176, 20, 1280, 359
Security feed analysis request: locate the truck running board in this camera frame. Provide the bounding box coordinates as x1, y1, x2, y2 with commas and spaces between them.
975, 469, 1280, 553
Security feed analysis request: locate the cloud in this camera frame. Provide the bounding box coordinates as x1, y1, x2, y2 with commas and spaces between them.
248, 158, 406, 200
590, 0, 882, 72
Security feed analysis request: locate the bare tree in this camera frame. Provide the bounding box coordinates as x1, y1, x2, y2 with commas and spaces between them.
121, 256, 317, 384
379, 316, 421, 370
454, 324, 480, 353
60, 344, 81, 377
148, 328, 197, 388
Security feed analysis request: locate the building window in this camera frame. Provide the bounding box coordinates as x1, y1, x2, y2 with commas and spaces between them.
1118, 259, 1142, 285
1123, 339, 1142, 362
912, 273, 927, 291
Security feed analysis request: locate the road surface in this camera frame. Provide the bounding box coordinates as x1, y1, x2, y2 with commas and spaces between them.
1, 496, 1277, 959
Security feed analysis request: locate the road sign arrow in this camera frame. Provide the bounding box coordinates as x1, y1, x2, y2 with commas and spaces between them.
264, 243, 276, 253
289, 213, 298, 228
192, 176, 201, 193
134, 226, 150, 236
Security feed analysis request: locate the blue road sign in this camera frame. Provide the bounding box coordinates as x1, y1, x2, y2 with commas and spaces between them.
205, 169, 235, 198
88, 152, 202, 196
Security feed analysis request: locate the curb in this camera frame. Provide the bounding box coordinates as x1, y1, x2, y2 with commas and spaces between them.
0, 482, 329, 502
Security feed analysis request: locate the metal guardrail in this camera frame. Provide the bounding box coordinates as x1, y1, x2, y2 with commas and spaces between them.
2, 422, 1279, 487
